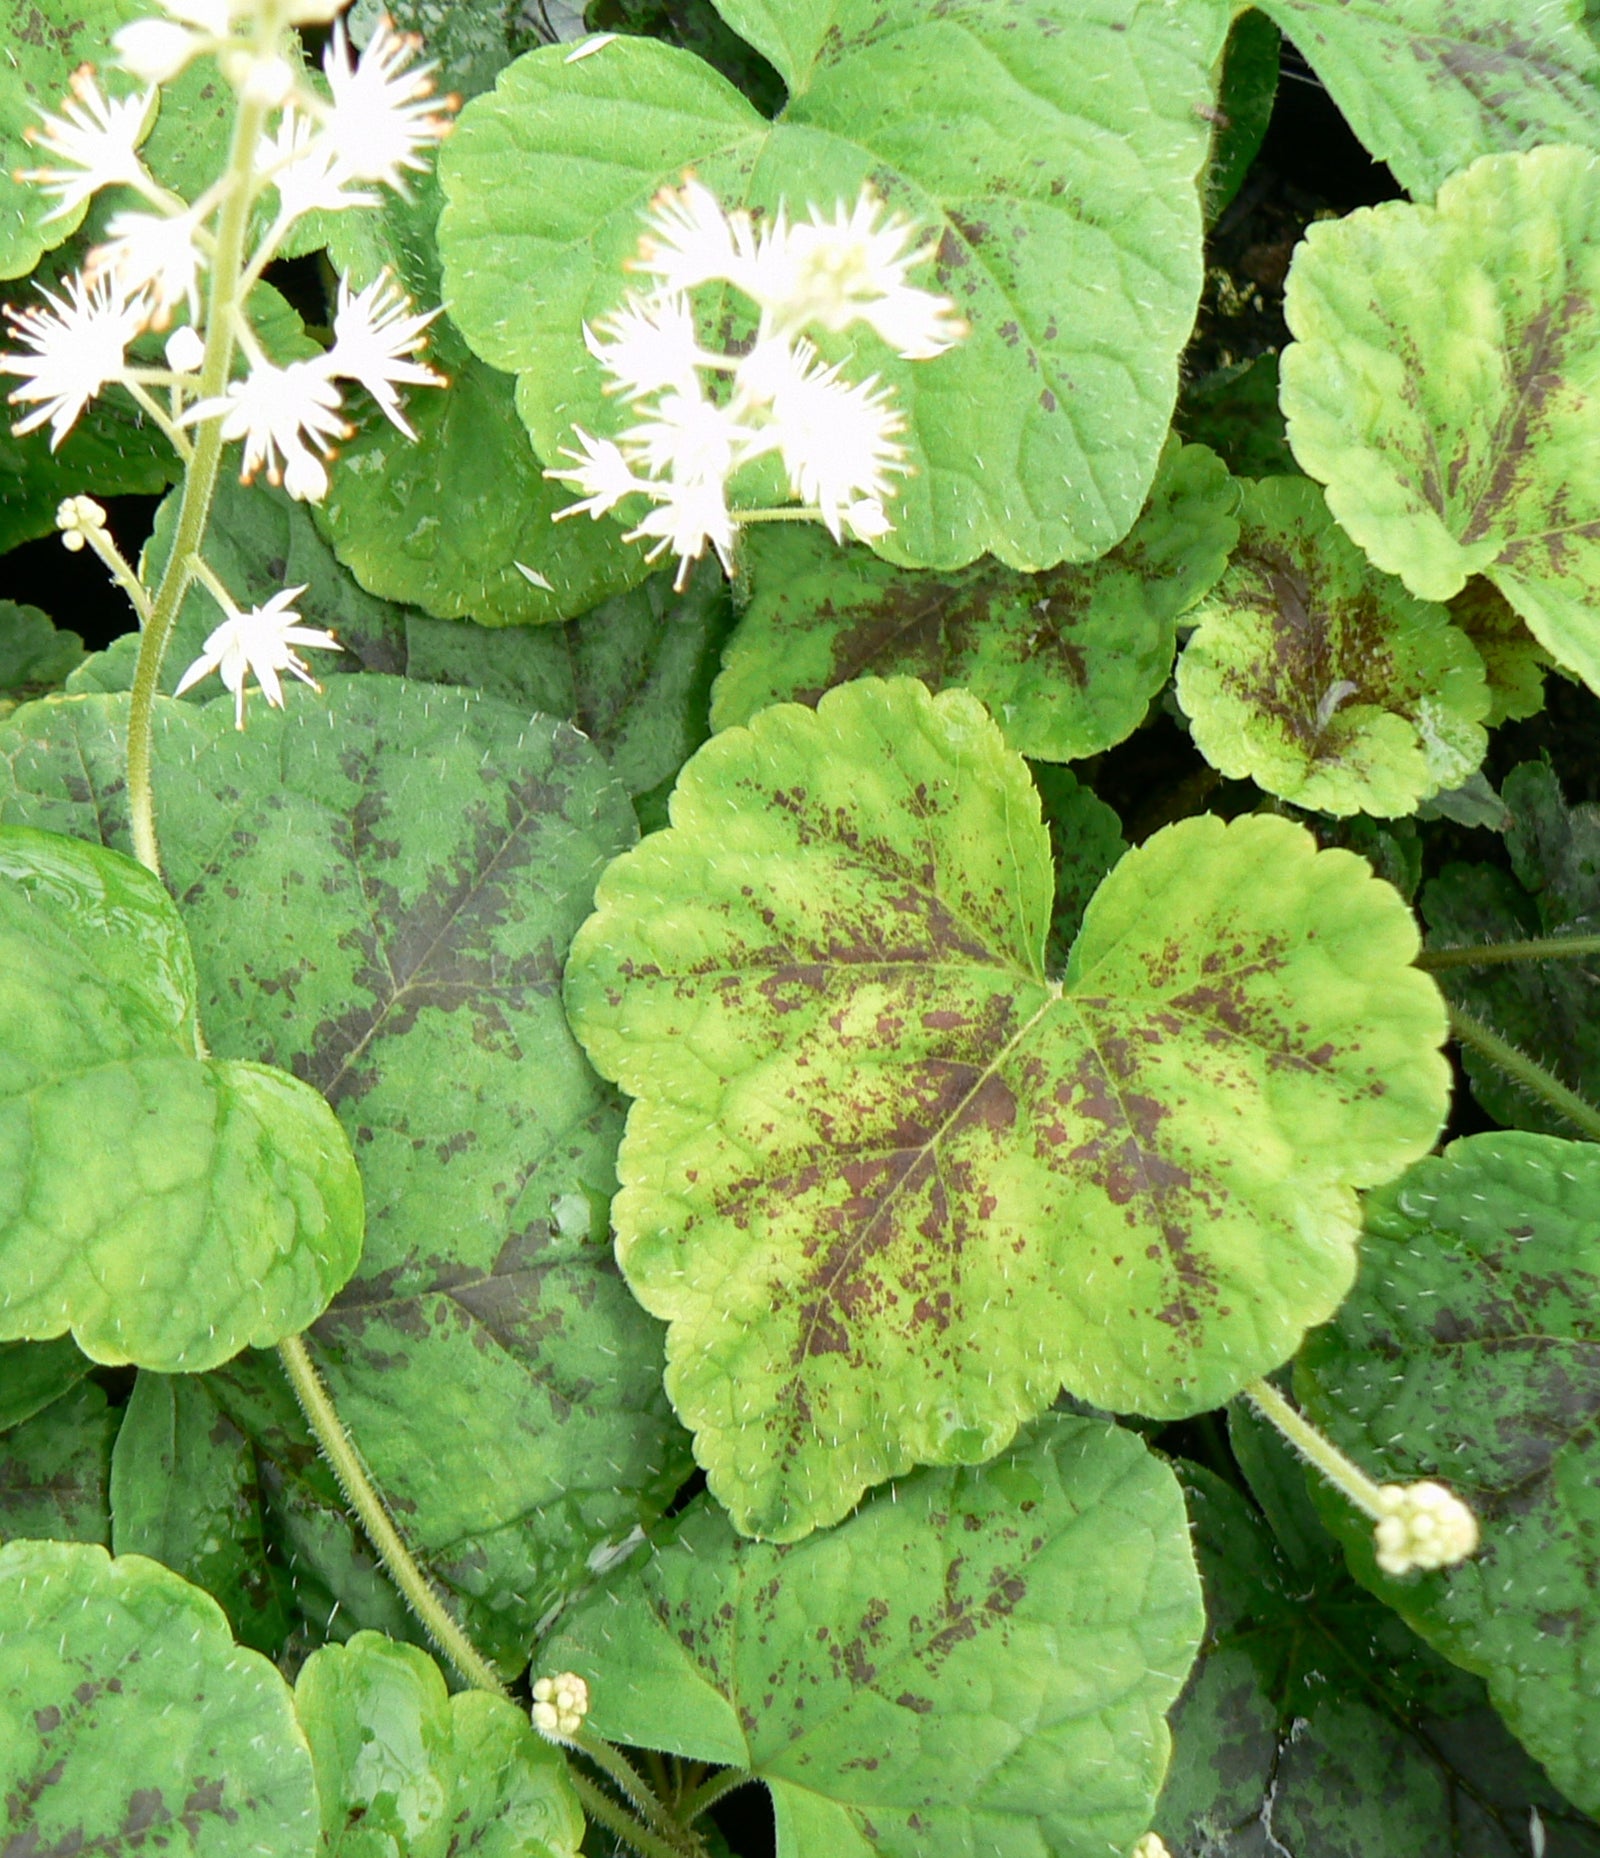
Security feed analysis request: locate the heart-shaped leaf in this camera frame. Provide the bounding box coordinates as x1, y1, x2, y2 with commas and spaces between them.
0, 824, 364, 1370
713, 440, 1238, 761
544, 1412, 1203, 1858
1281, 147, 1600, 693
438, 3, 1230, 571
296, 1632, 584, 1858
1297, 1131, 1600, 1816
0, 681, 691, 1665
565, 677, 1450, 1538
0, 1539, 319, 1856
1252, 0, 1600, 200
1174, 474, 1490, 816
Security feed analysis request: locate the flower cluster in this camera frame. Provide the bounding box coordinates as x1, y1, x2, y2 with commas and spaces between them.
1, 1, 455, 725
530, 1670, 590, 1741
1372, 1479, 1479, 1576
549, 176, 966, 587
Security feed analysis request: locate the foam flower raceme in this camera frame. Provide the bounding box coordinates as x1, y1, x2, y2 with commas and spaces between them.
549, 177, 966, 586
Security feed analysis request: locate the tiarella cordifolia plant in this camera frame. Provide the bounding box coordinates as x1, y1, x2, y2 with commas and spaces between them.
2, 1, 1600, 1856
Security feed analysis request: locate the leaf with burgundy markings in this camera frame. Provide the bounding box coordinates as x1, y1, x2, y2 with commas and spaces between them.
0, 1378, 115, 1545
1281, 147, 1600, 693
1297, 1132, 1600, 1815
713, 441, 1238, 761
544, 1412, 1203, 1858
0, 681, 691, 1667
564, 677, 1450, 1538
1175, 475, 1490, 816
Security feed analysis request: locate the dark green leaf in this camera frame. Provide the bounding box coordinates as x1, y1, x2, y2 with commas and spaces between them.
0, 602, 84, 709
1205, 10, 1279, 223
0, 1335, 91, 1431
0, 1379, 115, 1545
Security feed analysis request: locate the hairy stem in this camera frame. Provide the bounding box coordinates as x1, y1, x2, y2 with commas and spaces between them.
1244, 1378, 1388, 1521
276, 1333, 510, 1699
1420, 934, 1600, 970
573, 1732, 705, 1854
569, 1772, 697, 1858
679, 1766, 758, 1823
1447, 1003, 1600, 1141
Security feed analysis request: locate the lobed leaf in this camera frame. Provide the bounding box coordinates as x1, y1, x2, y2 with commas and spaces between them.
0, 824, 363, 1371
0, 1538, 319, 1856
713, 440, 1239, 761
1174, 474, 1490, 816
565, 677, 1450, 1538
1297, 1132, 1600, 1814
1280, 147, 1600, 693
545, 1413, 1203, 1858
438, 3, 1231, 571
0, 681, 691, 1666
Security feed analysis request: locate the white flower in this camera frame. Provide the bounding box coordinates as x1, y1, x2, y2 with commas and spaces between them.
624, 380, 752, 490
531, 1672, 590, 1742
631, 176, 757, 298
164, 324, 205, 373
546, 429, 644, 522
624, 476, 736, 589
324, 269, 444, 438
183, 358, 350, 501
19, 69, 155, 221
318, 15, 454, 195
1373, 1480, 1479, 1576
174, 584, 341, 729
751, 189, 966, 358
255, 107, 379, 223
737, 335, 907, 540
112, 0, 228, 83
586, 292, 711, 402
0, 270, 148, 448
87, 204, 207, 325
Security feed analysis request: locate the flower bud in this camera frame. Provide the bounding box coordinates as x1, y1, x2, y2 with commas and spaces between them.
531, 1670, 590, 1741
1373, 1480, 1479, 1575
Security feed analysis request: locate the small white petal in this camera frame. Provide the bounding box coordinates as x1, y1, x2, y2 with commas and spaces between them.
318, 16, 455, 196
164, 324, 205, 373
564, 33, 618, 61
324, 268, 444, 434
513, 561, 553, 589
631, 175, 758, 298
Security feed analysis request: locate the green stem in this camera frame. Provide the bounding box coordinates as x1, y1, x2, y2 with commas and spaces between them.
1447, 1002, 1600, 1141
1244, 1379, 1388, 1521
1421, 934, 1600, 970
573, 1732, 703, 1854
276, 1333, 509, 1699
125, 51, 274, 875
569, 1772, 696, 1858
679, 1766, 758, 1823
75, 523, 151, 628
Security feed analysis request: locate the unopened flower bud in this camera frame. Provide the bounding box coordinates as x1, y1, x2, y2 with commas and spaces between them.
56, 494, 107, 552
165, 325, 205, 373
531, 1670, 590, 1741
1373, 1480, 1479, 1575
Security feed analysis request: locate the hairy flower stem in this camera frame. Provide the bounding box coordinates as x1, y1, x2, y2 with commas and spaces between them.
569, 1771, 699, 1858
1420, 934, 1600, 970
125, 25, 277, 877
74, 522, 151, 627
678, 1765, 758, 1822
276, 1333, 511, 1700
1244, 1379, 1391, 1521
1446, 1002, 1600, 1140
573, 1731, 705, 1854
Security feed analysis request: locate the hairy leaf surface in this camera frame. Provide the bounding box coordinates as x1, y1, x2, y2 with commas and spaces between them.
296, 1632, 584, 1858
1298, 1132, 1600, 1814
438, 3, 1230, 571
1175, 475, 1490, 816
0, 824, 363, 1370
0, 1334, 90, 1431
0, 1378, 115, 1545
0, 1539, 319, 1855
0, 682, 691, 1665
0, 602, 84, 713
545, 1414, 1203, 1858
1281, 147, 1600, 691
713, 441, 1238, 761
565, 678, 1450, 1538
1448, 579, 1552, 727
1253, 0, 1600, 199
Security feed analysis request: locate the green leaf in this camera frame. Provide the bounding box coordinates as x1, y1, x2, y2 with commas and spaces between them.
0, 822, 363, 1370
565, 677, 1449, 1538
545, 1413, 1203, 1858
712, 440, 1239, 761
587, 0, 785, 115
1252, 0, 1600, 200
1031, 762, 1126, 975
350, 0, 553, 102
0, 1539, 318, 1853
0, 1378, 115, 1544
438, 5, 1231, 572
1422, 760, 1600, 1136
1281, 147, 1600, 695
0, 602, 84, 709
1174, 475, 1490, 817
0, 1334, 90, 1430
1158, 1461, 1600, 1856
0, 683, 690, 1666
1204, 9, 1280, 224
1448, 577, 1552, 727
110, 1371, 291, 1655
296, 1632, 584, 1858
1176, 353, 1296, 481
1297, 1131, 1600, 1816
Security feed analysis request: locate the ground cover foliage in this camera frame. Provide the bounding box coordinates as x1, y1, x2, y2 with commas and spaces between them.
2, 1, 1600, 1855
